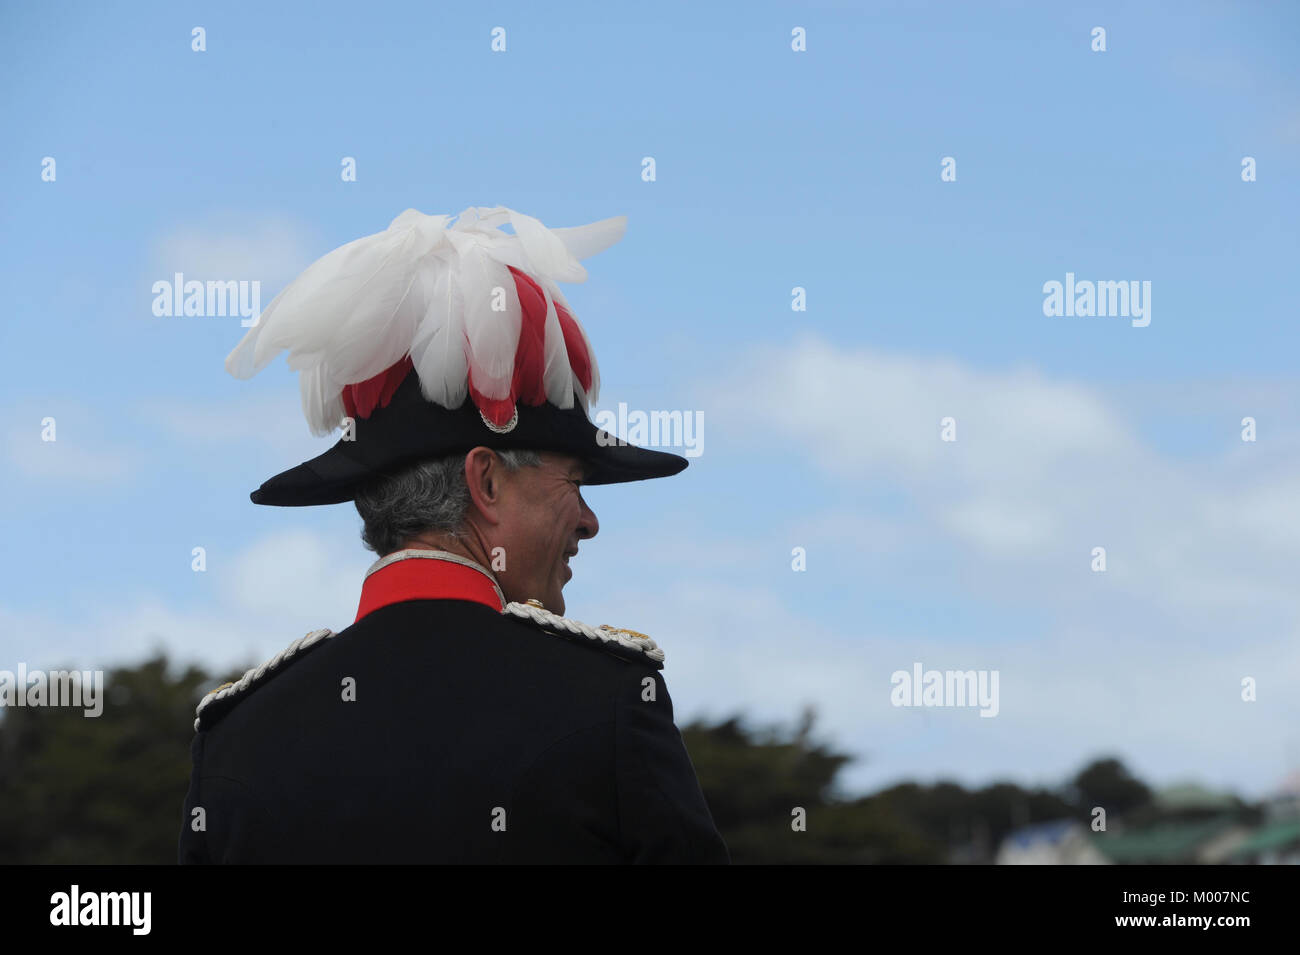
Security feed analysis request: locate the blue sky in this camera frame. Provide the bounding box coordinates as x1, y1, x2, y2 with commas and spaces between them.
2, 0, 1298, 800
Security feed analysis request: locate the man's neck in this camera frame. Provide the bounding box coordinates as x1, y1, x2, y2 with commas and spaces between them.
403, 532, 494, 577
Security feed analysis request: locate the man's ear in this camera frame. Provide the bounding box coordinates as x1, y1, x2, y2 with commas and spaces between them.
463, 446, 507, 525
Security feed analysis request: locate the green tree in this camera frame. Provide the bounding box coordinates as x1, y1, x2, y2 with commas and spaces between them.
0, 655, 240, 864
682, 706, 941, 863
1068, 757, 1152, 817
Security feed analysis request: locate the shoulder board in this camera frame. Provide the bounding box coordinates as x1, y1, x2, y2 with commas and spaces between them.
194, 628, 336, 732
503, 602, 665, 669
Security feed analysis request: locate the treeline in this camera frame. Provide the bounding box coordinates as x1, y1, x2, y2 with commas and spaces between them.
683, 707, 1162, 863
0, 655, 1196, 864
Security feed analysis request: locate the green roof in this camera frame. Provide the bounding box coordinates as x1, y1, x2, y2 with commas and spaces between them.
1154, 783, 1238, 811
1095, 816, 1237, 863
1230, 818, 1300, 856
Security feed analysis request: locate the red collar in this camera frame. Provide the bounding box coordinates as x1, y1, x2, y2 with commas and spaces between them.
355, 551, 505, 623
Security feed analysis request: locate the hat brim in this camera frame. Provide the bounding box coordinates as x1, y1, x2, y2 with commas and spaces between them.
249, 376, 688, 506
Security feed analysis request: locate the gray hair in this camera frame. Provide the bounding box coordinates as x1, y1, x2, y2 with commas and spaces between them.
354, 449, 542, 556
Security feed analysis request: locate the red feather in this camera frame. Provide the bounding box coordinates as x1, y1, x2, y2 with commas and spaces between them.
342, 355, 414, 420
507, 266, 548, 407
554, 298, 592, 393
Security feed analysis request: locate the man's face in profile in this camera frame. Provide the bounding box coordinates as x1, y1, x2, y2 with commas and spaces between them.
494, 450, 598, 615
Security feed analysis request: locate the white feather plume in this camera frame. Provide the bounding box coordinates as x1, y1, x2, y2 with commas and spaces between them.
225, 206, 626, 435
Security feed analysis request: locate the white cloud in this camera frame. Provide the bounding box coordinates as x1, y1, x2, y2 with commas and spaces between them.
708, 336, 1300, 623
6, 428, 131, 481
142, 389, 333, 462
942, 496, 1059, 557
222, 528, 368, 620
4, 403, 133, 483
0, 529, 372, 677
711, 337, 1134, 485
149, 217, 318, 293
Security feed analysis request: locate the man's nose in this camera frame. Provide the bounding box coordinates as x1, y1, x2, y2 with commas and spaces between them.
577, 492, 599, 540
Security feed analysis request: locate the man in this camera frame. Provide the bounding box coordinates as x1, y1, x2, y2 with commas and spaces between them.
178, 205, 728, 864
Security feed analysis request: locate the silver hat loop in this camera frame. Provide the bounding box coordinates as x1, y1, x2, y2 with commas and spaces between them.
480, 407, 519, 434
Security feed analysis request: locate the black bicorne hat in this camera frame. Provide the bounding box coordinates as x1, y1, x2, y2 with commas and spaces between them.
251, 363, 686, 506
225, 205, 687, 506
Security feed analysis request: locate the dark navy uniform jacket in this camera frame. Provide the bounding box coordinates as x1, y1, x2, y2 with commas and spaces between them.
178, 552, 729, 864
